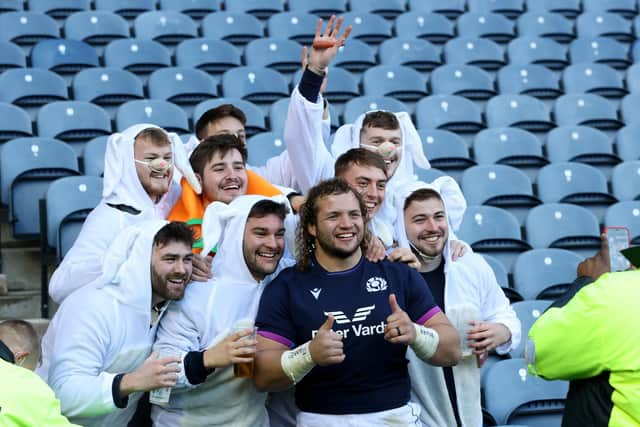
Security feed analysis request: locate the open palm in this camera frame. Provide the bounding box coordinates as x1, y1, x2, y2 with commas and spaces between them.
308, 15, 352, 72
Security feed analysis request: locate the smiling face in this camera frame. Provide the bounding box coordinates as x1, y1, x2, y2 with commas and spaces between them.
197, 148, 248, 204
404, 196, 449, 258
134, 135, 173, 202
242, 213, 286, 281
339, 163, 387, 219
150, 240, 194, 301
360, 126, 403, 178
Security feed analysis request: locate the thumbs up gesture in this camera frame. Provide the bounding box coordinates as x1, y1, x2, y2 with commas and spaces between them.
308, 314, 345, 366
384, 294, 416, 345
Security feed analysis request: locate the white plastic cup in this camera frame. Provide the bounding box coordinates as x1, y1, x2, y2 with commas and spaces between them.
447, 304, 482, 358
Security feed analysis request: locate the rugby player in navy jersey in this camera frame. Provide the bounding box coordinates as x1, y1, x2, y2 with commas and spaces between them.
253, 178, 461, 426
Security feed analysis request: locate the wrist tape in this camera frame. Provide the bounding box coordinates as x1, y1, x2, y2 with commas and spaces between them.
280, 341, 315, 384
410, 323, 440, 361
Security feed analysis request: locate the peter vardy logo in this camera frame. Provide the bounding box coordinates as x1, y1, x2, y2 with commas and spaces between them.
312, 305, 385, 339
366, 276, 387, 293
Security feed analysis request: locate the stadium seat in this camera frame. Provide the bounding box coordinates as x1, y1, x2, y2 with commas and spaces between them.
508, 301, 553, 358
473, 127, 547, 174
620, 94, 640, 125
175, 38, 240, 75
64, 11, 130, 46
606, 201, 640, 243
287, 0, 345, 18
194, 98, 266, 136
378, 37, 441, 71
246, 132, 286, 167
467, 0, 525, 19
342, 96, 409, 125
72, 67, 144, 106
569, 37, 630, 70
28, 0, 90, 19
269, 98, 290, 133
292, 67, 360, 103
224, 0, 285, 19
430, 64, 496, 100
82, 135, 107, 176
362, 65, 427, 102
481, 253, 510, 291
332, 39, 377, 72
0, 41, 26, 72
94, 0, 156, 20
546, 126, 620, 169
31, 39, 99, 75
340, 12, 392, 44
507, 37, 568, 71
443, 37, 505, 71
148, 67, 217, 106
525, 203, 601, 257
457, 12, 516, 44
245, 38, 303, 73
611, 161, 640, 201
626, 64, 640, 93
221, 67, 289, 104
0, 68, 68, 107
458, 205, 531, 272
616, 125, 640, 161
497, 64, 561, 99
415, 95, 485, 133
576, 11, 633, 43
513, 249, 583, 301
0, 12, 59, 46
116, 100, 189, 133
407, 0, 465, 19
267, 12, 317, 45
201, 12, 263, 45
104, 39, 171, 75
516, 12, 574, 44
486, 94, 554, 131
418, 129, 475, 179
394, 12, 454, 44
413, 167, 446, 183
0, 103, 32, 142
554, 94, 623, 130
158, 0, 217, 19
0, 0, 23, 12
134, 11, 197, 45
0, 137, 79, 238
583, 0, 637, 19
525, 0, 581, 19
562, 63, 627, 99
349, 0, 406, 19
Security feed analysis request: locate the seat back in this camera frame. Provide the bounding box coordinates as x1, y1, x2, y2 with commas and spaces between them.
513, 249, 583, 301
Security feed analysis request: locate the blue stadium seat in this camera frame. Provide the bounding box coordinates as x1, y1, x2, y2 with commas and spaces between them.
570, 37, 630, 70
0, 103, 32, 142
457, 12, 516, 44
28, 0, 90, 19
342, 96, 409, 125
0, 0, 23, 12
525, 0, 580, 19
64, 11, 130, 46
620, 94, 640, 125
430, 64, 496, 100
245, 38, 303, 73
497, 64, 561, 99
246, 132, 286, 167
554, 94, 623, 130
481, 253, 510, 291
134, 11, 197, 45
332, 39, 377, 72
473, 127, 547, 171
577, 11, 634, 43
0, 137, 79, 238
349, 0, 407, 19
546, 126, 620, 170
0, 68, 67, 107
415, 95, 485, 133
362, 65, 427, 102
292, 67, 360, 103
516, 12, 574, 44
525, 203, 601, 256
194, 98, 266, 136
408, 0, 465, 19
31, 39, 99, 74
606, 201, 640, 243
340, 12, 392, 44
507, 37, 568, 71
467, 0, 525, 19
37, 101, 112, 151
395, 12, 454, 44
508, 301, 553, 358
148, 67, 217, 106
201, 12, 263, 45
413, 167, 446, 183
514, 249, 583, 301
73, 67, 144, 106
175, 38, 240, 75
267, 12, 317, 45
224, 0, 284, 19
221, 67, 289, 104
616, 125, 640, 161
104, 39, 171, 75
116, 100, 189, 133
611, 161, 640, 201
158, 0, 217, 19
443, 37, 505, 71
269, 98, 289, 132
0, 11, 59, 46
417, 129, 475, 179
82, 135, 107, 176
287, 0, 346, 18
584, 0, 637, 19
94, 0, 156, 20
563, 63, 627, 99
0, 41, 26, 71
486, 94, 554, 131
626, 63, 640, 93
378, 37, 441, 71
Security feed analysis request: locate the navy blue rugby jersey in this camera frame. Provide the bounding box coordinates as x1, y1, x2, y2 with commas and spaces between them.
256, 256, 441, 415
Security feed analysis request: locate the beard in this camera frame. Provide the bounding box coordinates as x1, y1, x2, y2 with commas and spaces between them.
150, 267, 189, 301
314, 228, 363, 260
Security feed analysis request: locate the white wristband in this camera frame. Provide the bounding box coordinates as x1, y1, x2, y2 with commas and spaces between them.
410, 323, 440, 361
280, 341, 316, 384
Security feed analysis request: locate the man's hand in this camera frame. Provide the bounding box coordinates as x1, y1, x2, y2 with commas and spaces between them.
191, 253, 212, 282
203, 329, 256, 369
307, 16, 351, 75
467, 321, 511, 355
577, 234, 611, 280
120, 352, 181, 397
301, 46, 328, 94
308, 315, 345, 366
289, 194, 306, 214
384, 294, 416, 345
365, 237, 386, 262
387, 247, 421, 270
449, 240, 468, 261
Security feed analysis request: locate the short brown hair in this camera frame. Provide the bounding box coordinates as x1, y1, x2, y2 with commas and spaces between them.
153, 222, 194, 249
189, 134, 248, 176
334, 148, 388, 178
403, 188, 443, 211
134, 127, 171, 146
0, 319, 40, 369
195, 104, 247, 140
360, 111, 400, 135
248, 199, 289, 221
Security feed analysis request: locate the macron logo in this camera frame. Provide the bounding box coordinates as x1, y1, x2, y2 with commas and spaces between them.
310, 288, 322, 300
324, 305, 375, 324
365, 277, 387, 293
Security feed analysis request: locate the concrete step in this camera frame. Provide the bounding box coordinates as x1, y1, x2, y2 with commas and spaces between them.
0, 290, 41, 319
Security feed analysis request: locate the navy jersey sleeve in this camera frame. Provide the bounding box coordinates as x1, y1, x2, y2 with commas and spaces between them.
405, 267, 442, 325
255, 270, 297, 349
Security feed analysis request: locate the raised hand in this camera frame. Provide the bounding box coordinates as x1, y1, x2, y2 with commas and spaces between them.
307, 15, 351, 74
308, 315, 345, 366
384, 294, 416, 345
203, 329, 257, 369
